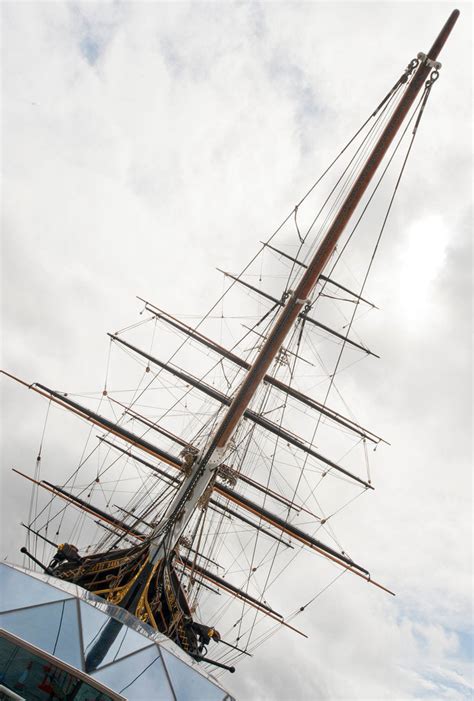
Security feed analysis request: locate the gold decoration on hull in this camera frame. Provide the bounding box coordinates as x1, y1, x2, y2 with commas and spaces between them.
163, 565, 191, 653
51, 541, 211, 656
100, 558, 149, 605
135, 560, 161, 629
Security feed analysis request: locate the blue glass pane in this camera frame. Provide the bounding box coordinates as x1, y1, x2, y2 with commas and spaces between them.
92, 646, 174, 700
160, 647, 225, 701
79, 601, 156, 670
25, 568, 84, 599
0, 599, 82, 670
0, 564, 72, 612
0, 634, 117, 700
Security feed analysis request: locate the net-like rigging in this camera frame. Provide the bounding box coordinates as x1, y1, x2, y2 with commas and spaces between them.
11, 52, 445, 674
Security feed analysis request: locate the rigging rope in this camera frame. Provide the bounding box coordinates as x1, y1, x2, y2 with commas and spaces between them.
21, 60, 442, 671
287, 78, 437, 521
194, 65, 441, 665
76, 69, 417, 567
103, 64, 415, 449
25, 397, 51, 565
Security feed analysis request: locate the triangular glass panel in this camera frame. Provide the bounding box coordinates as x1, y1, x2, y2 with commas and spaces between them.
160, 647, 226, 701
92, 645, 174, 700
24, 566, 83, 598
0, 633, 117, 701
0, 563, 72, 612
0, 598, 82, 669
79, 600, 157, 670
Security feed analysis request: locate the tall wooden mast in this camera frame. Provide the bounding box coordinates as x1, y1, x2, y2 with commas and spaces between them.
147, 9, 460, 565
206, 9, 460, 456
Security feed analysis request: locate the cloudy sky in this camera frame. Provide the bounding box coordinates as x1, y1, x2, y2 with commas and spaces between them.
1, 2, 472, 700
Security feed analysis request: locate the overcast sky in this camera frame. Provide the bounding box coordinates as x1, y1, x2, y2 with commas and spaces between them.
1, 2, 472, 700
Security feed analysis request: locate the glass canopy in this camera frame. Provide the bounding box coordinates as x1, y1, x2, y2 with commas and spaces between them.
0, 563, 235, 701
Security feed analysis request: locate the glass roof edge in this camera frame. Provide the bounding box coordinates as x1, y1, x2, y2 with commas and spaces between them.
0, 628, 127, 701
0, 596, 74, 615
1, 562, 235, 697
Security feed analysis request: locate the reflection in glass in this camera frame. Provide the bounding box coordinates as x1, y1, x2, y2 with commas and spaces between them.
92, 646, 174, 700
0, 635, 115, 700
0, 564, 72, 613
79, 601, 154, 669
0, 600, 82, 670
160, 648, 225, 701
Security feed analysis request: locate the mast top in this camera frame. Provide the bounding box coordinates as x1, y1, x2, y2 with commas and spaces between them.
427, 10, 460, 60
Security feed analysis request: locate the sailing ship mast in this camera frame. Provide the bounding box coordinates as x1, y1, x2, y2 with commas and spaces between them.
135, 7, 461, 577
3, 8, 460, 675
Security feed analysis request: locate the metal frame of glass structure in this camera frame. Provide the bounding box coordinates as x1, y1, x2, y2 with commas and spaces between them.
0, 563, 235, 701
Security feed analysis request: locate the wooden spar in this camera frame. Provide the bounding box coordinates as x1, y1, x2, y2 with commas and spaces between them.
180, 557, 282, 617
114, 505, 154, 528
177, 545, 223, 571
16, 415, 292, 550
108, 397, 189, 449
109, 334, 373, 490
204, 10, 460, 457
17, 481, 296, 630
16, 448, 373, 582
140, 300, 385, 444
8, 376, 394, 592
139, 296, 312, 367
231, 471, 320, 520
241, 324, 313, 367
33, 382, 181, 468
218, 482, 395, 595
217, 269, 378, 357
40, 384, 182, 469
42, 480, 148, 538
209, 500, 293, 548
12, 468, 146, 540
92, 436, 373, 578
261, 242, 378, 308
101, 439, 293, 547
21, 522, 58, 548
178, 556, 308, 638
16, 475, 297, 628
20, 547, 53, 574
173, 566, 222, 596
208, 638, 252, 659
98, 437, 180, 486
103, 436, 319, 521
95, 520, 138, 545
216, 483, 368, 574
0, 370, 184, 473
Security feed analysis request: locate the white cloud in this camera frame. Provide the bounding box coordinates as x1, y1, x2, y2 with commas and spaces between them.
1, 2, 472, 700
